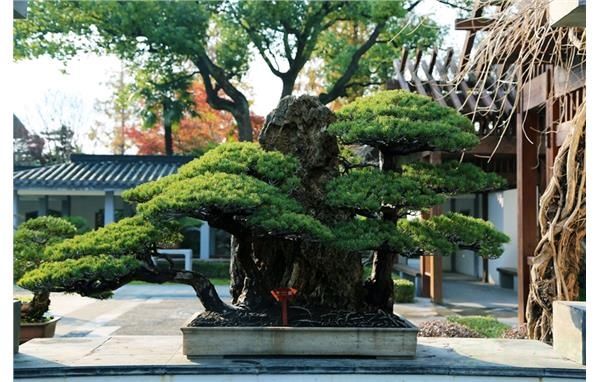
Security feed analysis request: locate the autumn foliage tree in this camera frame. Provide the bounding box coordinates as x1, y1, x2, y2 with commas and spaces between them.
125, 82, 264, 156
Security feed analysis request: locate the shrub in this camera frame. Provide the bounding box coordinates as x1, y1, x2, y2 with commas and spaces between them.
393, 279, 415, 303
63, 215, 91, 234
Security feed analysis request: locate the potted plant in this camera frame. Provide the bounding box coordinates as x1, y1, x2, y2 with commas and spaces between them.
14, 216, 77, 343
17, 91, 509, 357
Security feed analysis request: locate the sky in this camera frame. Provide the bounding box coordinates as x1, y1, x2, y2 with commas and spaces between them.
12, 0, 464, 154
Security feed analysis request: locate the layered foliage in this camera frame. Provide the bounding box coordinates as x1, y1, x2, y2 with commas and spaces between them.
15, 89, 509, 312
329, 90, 478, 152
14, 217, 77, 282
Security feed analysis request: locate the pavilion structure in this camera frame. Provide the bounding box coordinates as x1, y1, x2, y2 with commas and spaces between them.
387, 0, 585, 322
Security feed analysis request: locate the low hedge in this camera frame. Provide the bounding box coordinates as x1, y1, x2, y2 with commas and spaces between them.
393, 279, 415, 303
154, 258, 230, 278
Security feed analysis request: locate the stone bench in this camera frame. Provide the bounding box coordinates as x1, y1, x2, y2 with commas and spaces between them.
497, 267, 517, 289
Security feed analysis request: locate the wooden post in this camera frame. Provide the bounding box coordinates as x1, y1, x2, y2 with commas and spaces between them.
517, 107, 540, 323
420, 152, 443, 303
481, 192, 489, 283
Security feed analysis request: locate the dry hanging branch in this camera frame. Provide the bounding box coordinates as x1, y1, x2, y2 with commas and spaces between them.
526, 101, 585, 343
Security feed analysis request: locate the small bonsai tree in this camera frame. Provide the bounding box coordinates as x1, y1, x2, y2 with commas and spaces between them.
18, 91, 509, 323
14, 216, 77, 322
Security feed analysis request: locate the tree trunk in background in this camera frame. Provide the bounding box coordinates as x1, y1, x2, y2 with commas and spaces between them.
233, 104, 253, 142
164, 119, 173, 156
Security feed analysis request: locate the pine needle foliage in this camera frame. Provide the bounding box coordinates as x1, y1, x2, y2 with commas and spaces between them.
329, 90, 479, 152
15, 90, 510, 313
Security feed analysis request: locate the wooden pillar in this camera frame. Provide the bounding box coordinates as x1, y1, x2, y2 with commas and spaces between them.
420, 152, 443, 303
481, 192, 490, 283
517, 108, 540, 323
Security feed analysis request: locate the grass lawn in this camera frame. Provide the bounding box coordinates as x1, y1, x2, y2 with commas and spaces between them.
447, 315, 510, 338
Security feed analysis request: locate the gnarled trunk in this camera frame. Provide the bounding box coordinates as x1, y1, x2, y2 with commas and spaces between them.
230, 95, 366, 311
364, 249, 395, 312
526, 103, 585, 343
21, 291, 50, 322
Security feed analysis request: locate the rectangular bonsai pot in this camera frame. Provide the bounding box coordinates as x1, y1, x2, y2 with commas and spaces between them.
181, 313, 418, 357
20, 317, 60, 344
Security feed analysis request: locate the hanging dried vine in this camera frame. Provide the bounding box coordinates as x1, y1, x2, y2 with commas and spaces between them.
526, 101, 585, 343
453, 0, 586, 342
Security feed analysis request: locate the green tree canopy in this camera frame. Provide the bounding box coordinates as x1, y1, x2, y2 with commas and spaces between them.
14, 0, 457, 141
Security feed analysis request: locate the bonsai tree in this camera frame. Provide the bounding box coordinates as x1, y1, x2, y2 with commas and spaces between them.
18, 90, 509, 322
14, 216, 77, 322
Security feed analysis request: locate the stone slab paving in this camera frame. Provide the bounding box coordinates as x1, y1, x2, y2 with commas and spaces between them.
14, 336, 585, 380
15, 278, 518, 338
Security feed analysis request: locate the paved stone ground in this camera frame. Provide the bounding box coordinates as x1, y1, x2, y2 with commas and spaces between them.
14, 336, 585, 381
14, 272, 518, 337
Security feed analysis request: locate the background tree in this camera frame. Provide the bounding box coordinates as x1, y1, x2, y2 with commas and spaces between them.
90, 64, 140, 155
18, 91, 508, 318
14, 0, 466, 142
125, 82, 264, 156
15, 90, 84, 165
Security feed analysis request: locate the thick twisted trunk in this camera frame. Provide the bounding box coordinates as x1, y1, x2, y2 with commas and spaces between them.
230, 95, 365, 311
364, 249, 395, 312
364, 150, 398, 312
21, 291, 50, 322
526, 103, 585, 343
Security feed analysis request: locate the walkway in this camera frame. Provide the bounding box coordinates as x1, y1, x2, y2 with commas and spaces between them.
14, 272, 518, 337
14, 336, 585, 381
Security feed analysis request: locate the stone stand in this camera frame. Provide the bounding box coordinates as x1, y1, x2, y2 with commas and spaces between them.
553, 300, 586, 364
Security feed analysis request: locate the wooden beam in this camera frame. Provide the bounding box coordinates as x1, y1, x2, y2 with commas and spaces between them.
517, 106, 540, 323
393, 59, 412, 91
420, 59, 448, 107
448, 60, 478, 113
434, 60, 464, 111
458, 0, 483, 72
455, 17, 495, 31
407, 58, 430, 99
468, 134, 516, 156
428, 49, 438, 76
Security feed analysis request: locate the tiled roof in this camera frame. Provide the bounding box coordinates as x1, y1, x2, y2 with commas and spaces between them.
14, 154, 195, 190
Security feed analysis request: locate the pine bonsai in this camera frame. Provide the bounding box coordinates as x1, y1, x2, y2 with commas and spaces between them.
14, 216, 77, 322
18, 90, 509, 324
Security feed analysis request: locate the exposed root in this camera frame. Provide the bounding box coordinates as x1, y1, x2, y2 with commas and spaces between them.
526, 102, 586, 343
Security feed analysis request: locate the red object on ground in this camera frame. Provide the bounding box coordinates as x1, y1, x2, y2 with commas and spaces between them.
270, 288, 298, 326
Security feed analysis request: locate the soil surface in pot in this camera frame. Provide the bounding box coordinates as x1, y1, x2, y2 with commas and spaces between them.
189, 306, 412, 328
